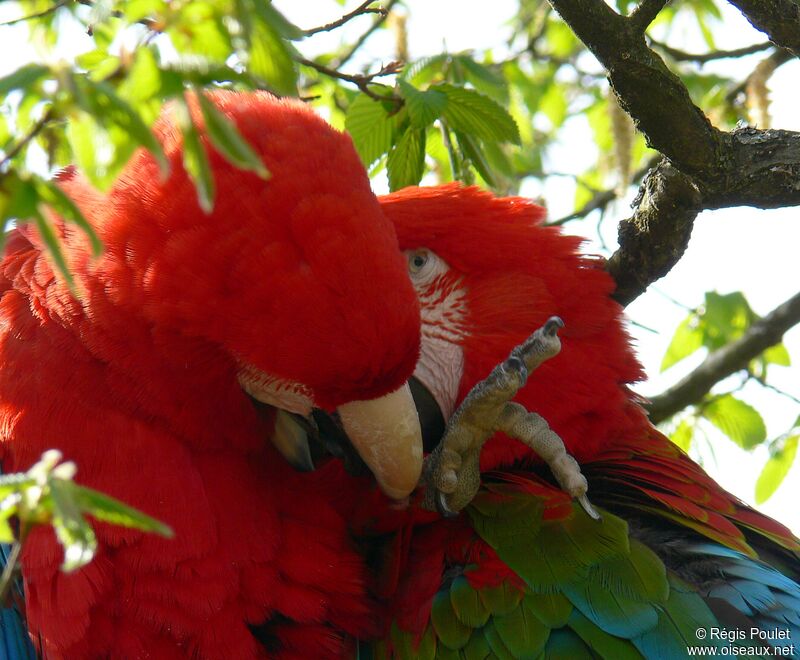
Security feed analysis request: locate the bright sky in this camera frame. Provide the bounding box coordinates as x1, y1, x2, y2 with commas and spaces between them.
1, 1, 798, 532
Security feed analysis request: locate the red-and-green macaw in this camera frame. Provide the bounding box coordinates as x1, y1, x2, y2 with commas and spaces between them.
357, 184, 800, 659
0, 91, 427, 658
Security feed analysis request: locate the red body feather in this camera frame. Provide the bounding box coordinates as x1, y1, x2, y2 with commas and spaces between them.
0, 92, 421, 658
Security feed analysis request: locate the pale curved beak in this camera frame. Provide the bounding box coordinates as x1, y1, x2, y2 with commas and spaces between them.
337, 382, 424, 500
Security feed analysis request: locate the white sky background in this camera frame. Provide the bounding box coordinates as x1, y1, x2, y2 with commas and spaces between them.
0, 1, 798, 532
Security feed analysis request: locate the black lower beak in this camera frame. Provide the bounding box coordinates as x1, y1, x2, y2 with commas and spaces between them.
408, 376, 446, 453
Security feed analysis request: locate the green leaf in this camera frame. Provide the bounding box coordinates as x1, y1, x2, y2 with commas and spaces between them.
455, 130, 497, 188
74, 485, 173, 537
256, 1, 303, 40
48, 479, 97, 572
763, 343, 791, 366
0, 64, 49, 96
755, 436, 798, 504
247, 9, 298, 95
540, 84, 568, 128
703, 394, 766, 449
661, 315, 703, 371
197, 92, 269, 179
33, 178, 103, 257
174, 96, 215, 213
32, 206, 75, 290
398, 80, 447, 128
72, 75, 168, 178
455, 55, 508, 102
437, 84, 520, 145
700, 291, 753, 350
345, 94, 398, 167
387, 126, 426, 191
0, 517, 14, 543
669, 419, 694, 452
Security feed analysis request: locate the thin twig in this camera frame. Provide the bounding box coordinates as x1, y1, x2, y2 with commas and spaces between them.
548, 156, 658, 226
335, 0, 400, 68
648, 38, 773, 64
296, 56, 403, 103
303, 0, 386, 37
0, 108, 55, 172
0, 0, 71, 26
647, 291, 800, 423
753, 378, 800, 406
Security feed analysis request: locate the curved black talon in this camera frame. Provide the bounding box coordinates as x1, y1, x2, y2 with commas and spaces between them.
543, 316, 564, 336
435, 490, 458, 518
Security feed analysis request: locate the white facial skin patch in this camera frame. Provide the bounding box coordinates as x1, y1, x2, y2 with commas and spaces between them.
405, 249, 467, 420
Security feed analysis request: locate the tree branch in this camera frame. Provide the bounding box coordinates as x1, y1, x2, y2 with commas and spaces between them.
630, 0, 669, 31
726, 0, 800, 58
335, 0, 400, 68
0, 0, 70, 26
296, 57, 403, 104
545, 0, 800, 305
647, 38, 773, 64
0, 108, 55, 172
549, 156, 659, 226
303, 1, 386, 37
607, 160, 701, 306
647, 291, 800, 423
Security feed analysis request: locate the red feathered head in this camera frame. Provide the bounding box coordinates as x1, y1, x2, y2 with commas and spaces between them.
380, 184, 646, 466
52, 92, 424, 499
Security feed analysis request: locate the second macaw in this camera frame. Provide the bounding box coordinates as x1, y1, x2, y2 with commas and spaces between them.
356, 184, 800, 658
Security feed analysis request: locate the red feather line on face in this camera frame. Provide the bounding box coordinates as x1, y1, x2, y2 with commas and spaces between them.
0, 91, 423, 658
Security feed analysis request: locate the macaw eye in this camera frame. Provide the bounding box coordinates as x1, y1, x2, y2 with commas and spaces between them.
408, 250, 430, 274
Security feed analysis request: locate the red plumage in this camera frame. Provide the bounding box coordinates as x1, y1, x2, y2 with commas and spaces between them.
0, 92, 421, 658
375, 184, 798, 640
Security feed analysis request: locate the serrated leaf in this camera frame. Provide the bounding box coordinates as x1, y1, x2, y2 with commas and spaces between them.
661, 315, 703, 371
173, 97, 214, 213
197, 92, 269, 178
455, 55, 508, 102
703, 394, 766, 449
72, 75, 168, 178
399, 80, 446, 128
755, 436, 798, 504
74, 485, 173, 537
437, 84, 520, 145
0, 64, 49, 96
345, 94, 398, 167
33, 178, 103, 257
387, 126, 426, 191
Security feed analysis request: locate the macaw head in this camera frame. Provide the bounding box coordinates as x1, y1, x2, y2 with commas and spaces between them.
91, 91, 423, 498
379, 184, 645, 467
